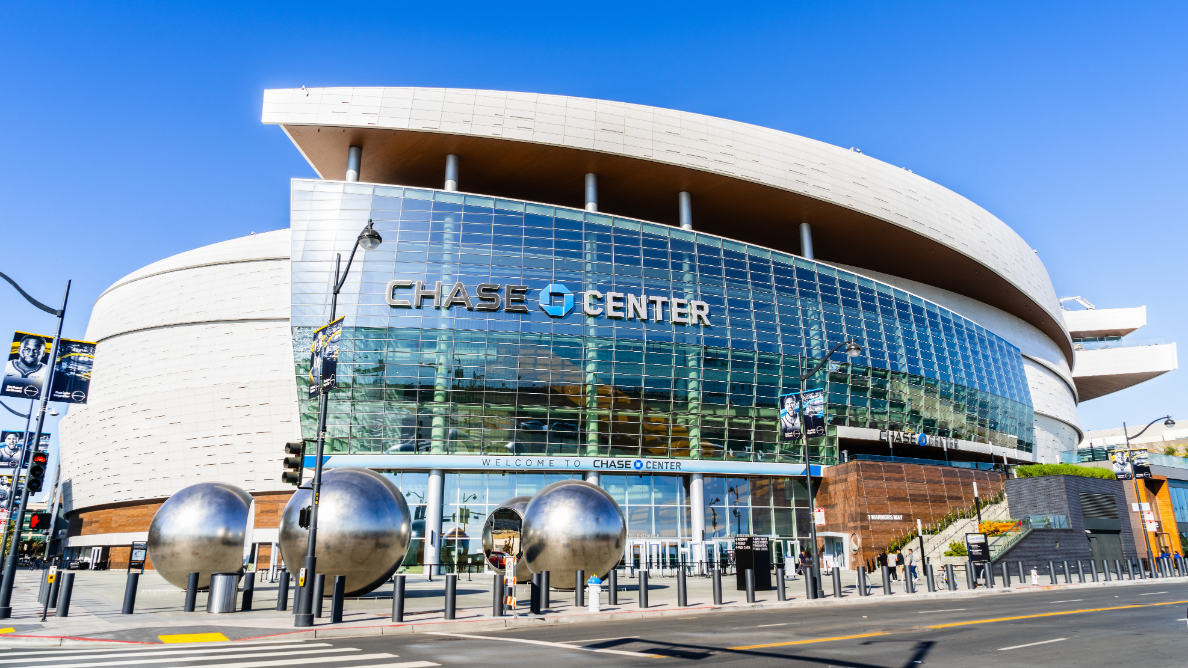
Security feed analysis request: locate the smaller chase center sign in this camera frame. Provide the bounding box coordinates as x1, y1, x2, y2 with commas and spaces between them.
385, 280, 712, 325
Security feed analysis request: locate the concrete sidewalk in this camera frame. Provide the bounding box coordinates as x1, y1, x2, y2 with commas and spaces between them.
2, 567, 1185, 646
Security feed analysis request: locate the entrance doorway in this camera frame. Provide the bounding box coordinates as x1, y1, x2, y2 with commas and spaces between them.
1087, 531, 1124, 563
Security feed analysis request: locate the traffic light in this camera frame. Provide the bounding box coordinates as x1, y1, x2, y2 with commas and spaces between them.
28, 512, 50, 533
26, 451, 48, 493
282, 441, 305, 486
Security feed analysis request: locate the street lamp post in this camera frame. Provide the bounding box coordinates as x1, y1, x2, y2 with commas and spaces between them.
295, 221, 381, 628
797, 338, 862, 598
1121, 415, 1174, 573
0, 273, 70, 620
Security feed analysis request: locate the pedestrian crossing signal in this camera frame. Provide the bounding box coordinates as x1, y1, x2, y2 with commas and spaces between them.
28, 512, 50, 532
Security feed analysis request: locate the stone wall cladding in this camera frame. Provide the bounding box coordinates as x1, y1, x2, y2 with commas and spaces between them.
1002, 475, 1137, 565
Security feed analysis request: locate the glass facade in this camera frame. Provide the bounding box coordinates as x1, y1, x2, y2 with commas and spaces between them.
291, 180, 1035, 465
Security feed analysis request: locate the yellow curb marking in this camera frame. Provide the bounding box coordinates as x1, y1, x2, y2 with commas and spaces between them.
158, 632, 231, 643
0, 627, 14, 634
928, 600, 1188, 628
730, 632, 891, 650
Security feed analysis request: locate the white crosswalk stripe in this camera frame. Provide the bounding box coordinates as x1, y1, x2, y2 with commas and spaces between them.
0, 640, 440, 668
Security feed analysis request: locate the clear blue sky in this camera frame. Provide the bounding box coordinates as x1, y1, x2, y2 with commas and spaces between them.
0, 1, 1184, 484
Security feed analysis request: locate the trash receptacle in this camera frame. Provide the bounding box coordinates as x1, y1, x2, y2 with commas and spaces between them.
207, 573, 238, 613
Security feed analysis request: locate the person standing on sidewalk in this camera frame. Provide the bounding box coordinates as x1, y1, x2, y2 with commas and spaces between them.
906, 549, 918, 581
888, 550, 899, 580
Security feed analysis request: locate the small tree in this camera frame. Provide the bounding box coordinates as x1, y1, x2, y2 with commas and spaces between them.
1164, 445, 1180, 457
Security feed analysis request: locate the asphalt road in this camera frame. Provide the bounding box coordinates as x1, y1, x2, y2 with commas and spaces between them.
4, 581, 1186, 667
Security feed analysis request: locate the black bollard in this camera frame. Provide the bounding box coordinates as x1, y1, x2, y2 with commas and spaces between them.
777, 567, 787, 601
184, 572, 200, 612
1000, 562, 1009, 588
965, 563, 976, 590
1114, 559, 1122, 580
47, 573, 61, 608
530, 573, 542, 615
833, 566, 843, 597
1063, 560, 1071, 584
493, 573, 505, 617
1102, 560, 1111, 582
806, 568, 817, 599
745, 569, 756, 603
945, 564, 956, 591
905, 567, 915, 593
639, 571, 649, 608
122, 572, 139, 614
276, 571, 290, 611
712, 568, 723, 605
542, 571, 550, 609
1077, 560, 1085, 583
678, 567, 688, 607
609, 568, 618, 606
56, 573, 74, 618
1017, 561, 1025, 582
1127, 558, 1135, 580
242, 572, 256, 612
880, 565, 891, 596
392, 575, 406, 622
330, 575, 346, 623
1049, 561, 1057, 585
856, 566, 866, 597
314, 574, 326, 618
444, 574, 456, 620
575, 570, 585, 608
1090, 560, 1098, 582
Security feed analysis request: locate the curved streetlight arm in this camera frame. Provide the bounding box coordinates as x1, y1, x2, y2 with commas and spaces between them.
333, 222, 379, 295
0, 271, 61, 316
0, 401, 29, 419
1124, 415, 1172, 444
799, 339, 856, 381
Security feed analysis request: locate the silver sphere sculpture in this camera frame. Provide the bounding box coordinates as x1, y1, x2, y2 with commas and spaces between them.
147, 482, 252, 590
279, 467, 411, 596
481, 495, 533, 583
521, 480, 626, 589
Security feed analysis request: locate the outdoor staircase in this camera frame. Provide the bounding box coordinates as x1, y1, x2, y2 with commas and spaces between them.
920, 499, 1011, 565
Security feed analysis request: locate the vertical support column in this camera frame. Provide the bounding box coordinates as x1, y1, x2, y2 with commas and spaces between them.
799, 223, 814, 259
346, 146, 362, 182
689, 473, 705, 542
584, 173, 598, 212
584, 471, 600, 485
678, 191, 693, 230
425, 469, 444, 576
444, 154, 459, 191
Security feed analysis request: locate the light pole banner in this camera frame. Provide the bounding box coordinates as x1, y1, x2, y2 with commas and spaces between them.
0, 474, 26, 504
48, 338, 95, 404
0, 431, 50, 470
778, 389, 826, 441
308, 316, 344, 399
2, 331, 52, 400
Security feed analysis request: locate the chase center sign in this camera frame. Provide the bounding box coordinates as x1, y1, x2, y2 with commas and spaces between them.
385, 280, 712, 325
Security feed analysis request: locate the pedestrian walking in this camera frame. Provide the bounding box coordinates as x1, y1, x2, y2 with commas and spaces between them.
906, 549, 918, 581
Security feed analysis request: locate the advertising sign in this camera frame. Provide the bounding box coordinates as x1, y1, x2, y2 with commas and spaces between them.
779, 389, 826, 441
2, 331, 52, 399
48, 338, 96, 404
0, 474, 25, 504
966, 533, 989, 562
307, 316, 344, 399
733, 535, 772, 591
129, 541, 148, 572
1112, 450, 1153, 481
0, 431, 51, 470
1131, 451, 1153, 479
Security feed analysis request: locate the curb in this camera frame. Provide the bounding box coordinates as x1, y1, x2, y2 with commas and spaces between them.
2, 575, 1185, 646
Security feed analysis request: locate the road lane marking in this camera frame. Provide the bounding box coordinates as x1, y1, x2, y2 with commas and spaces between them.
1139, 591, 1168, 595
1050, 600, 1082, 603
999, 638, 1067, 651
916, 609, 966, 613
1, 646, 341, 664
424, 632, 660, 658
757, 623, 793, 627
8, 649, 370, 668
557, 636, 641, 644
928, 600, 1188, 628
730, 633, 891, 650
0, 642, 319, 658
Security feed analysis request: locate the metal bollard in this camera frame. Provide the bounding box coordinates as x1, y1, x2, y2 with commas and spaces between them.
1049, 561, 1057, 585
576, 570, 585, 608
1090, 560, 1098, 582
530, 573, 542, 615
331, 575, 346, 623
678, 567, 688, 606
276, 571, 290, 611
777, 567, 787, 601
314, 574, 326, 618
986, 563, 995, 589
242, 572, 255, 612
185, 572, 200, 612
1001, 562, 1010, 588
1077, 560, 1085, 583
966, 563, 976, 590
1017, 561, 1025, 582
56, 573, 75, 618
712, 568, 723, 605
609, 569, 618, 606
881, 565, 891, 595
805, 568, 817, 599
1115, 559, 1123, 580
392, 575, 406, 622
122, 572, 139, 614
542, 571, 550, 609
639, 571, 649, 608
1102, 560, 1111, 582
47, 573, 61, 608
1127, 558, 1135, 580
942, 564, 952, 591
745, 569, 756, 603
493, 573, 505, 617
833, 566, 843, 597
1063, 560, 1071, 584
444, 574, 456, 620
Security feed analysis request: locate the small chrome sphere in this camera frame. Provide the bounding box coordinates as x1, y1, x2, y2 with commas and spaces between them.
279, 467, 411, 596
521, 480, 626, 589
482, 495, 533, 582
147, 482, 252, 590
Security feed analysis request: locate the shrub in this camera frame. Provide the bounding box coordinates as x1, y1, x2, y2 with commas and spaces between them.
1015, 463, 1114, 480
943, 540, 967, 557
979, 520, 1019, 536
1164, 446, 1180, 457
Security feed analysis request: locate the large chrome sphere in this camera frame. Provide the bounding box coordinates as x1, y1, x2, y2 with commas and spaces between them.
147, 482, 252, 590
521, 480, 626, 589
482, 495, 533, 582
279, 467, 411, 596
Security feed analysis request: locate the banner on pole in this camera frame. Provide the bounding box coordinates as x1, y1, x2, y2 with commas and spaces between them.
308, 317, 344, 399
778, 389, 826, 441
1, 331, 94, 403
0, 430, 51, 470
48, 338, 95, 404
